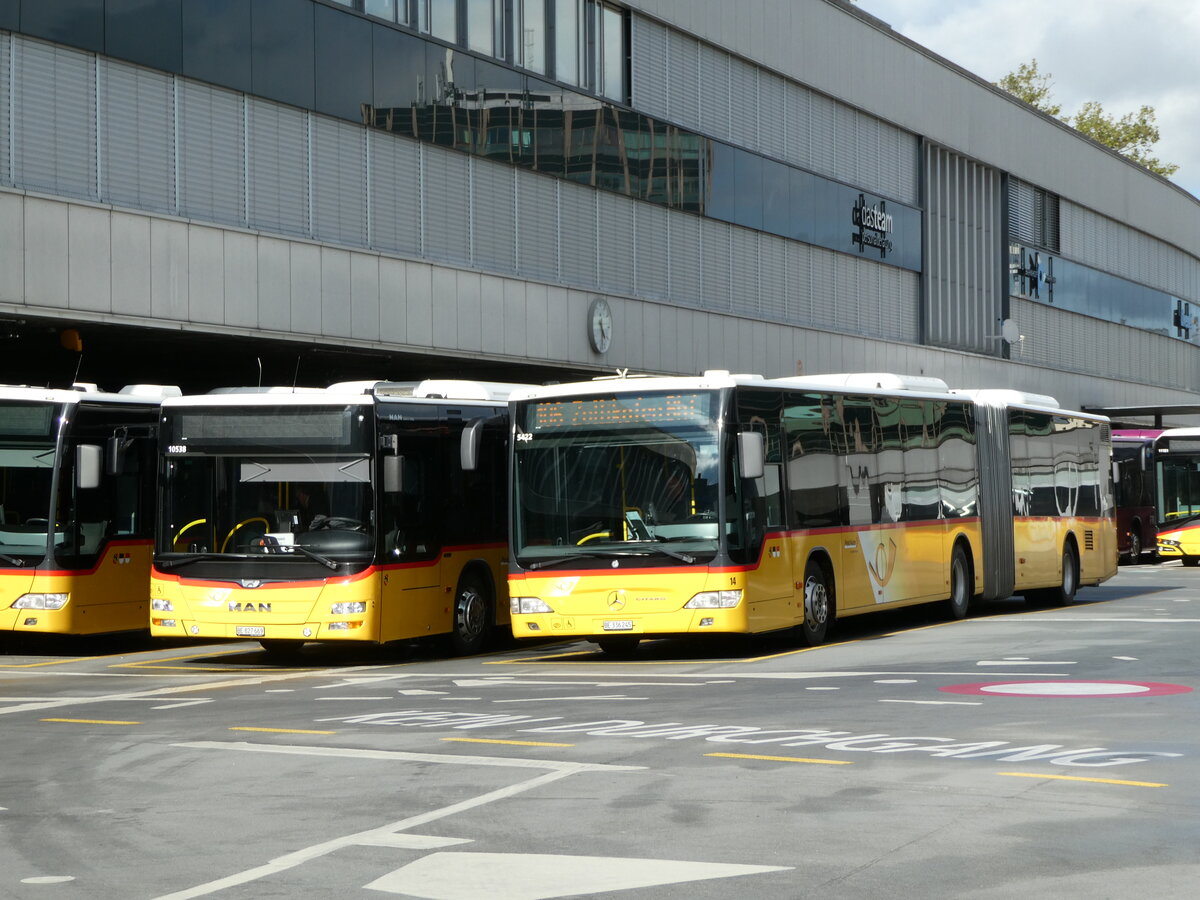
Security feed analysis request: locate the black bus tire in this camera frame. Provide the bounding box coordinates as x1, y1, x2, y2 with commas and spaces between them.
451, 571, 492, 656
798, 558, 832, 646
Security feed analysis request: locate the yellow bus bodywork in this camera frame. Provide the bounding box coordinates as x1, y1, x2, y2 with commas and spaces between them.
1156, 520, 1200, 564
0, 541, 153, 635
1012, 516, 1117, 591
510, 522, 985, 639
149, 543, 510, 644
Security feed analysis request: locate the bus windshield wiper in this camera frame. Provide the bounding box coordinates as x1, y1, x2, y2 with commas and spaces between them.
0, 551, 26, 567
525, 545, 694, 570
287, 544, 340, 570
1163, 511, 1200, 528
156, 549, 339, 571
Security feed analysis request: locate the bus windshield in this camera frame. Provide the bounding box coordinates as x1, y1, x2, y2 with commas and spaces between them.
0, 401, 60, 562
513, 390, 722, 567
158, 404, 375, 564
1157, 438, 1200, 526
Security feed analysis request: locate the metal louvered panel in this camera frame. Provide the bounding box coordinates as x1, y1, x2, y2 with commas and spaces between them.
311, 116, 366, 247
99, 60, 174, 214
783, 81, 811, 171
701, 218, 732, 311
515, 168, 558, 281
808, 91, 836, 179
367, 131, 421, 255
832, 102, 858, 187
759, 233, 786, 323
699, 44, 729, 141
786, 241, 813, 325
833, 253, 859, 334
635, 203, 669, 299
247, 99, 309, 238
809, 245, 837, 330
630, 16, 669, 120
178, 80, 245, 226
472, 158, 516, 273
894, 125, 920, 206
559, 180, 597, 288
757, 70, 786, 162
0, 34, 10, 185
729, 58, 758, 154
598, 191, 634, 296
668, 210, 701, 306
729, 227, 758, 317
1009, 178, 1037, 245
925, 144, 1002, 355
667, 31, 700, 133
14, 38, 96, 200
423, 146, 470, 265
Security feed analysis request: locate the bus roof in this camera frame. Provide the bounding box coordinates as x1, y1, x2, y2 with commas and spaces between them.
0, 383, 181, 405
164, 379, 524, 408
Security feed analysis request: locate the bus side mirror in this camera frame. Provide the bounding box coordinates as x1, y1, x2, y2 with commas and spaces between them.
461, 419, 484, 472
1111, 462, 1121, 487
383, 455, 404, 494
77, 444, 103, 490
739, 432, 765, 480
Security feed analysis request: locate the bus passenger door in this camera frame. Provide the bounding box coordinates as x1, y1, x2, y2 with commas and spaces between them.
379, 430, 443, 642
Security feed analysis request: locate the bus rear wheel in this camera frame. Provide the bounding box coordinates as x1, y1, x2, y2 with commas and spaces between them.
1126, 529, 1142, 564
942, 545, 971, 620
798, 558, 831, 646
1032, 544, 1079, 606
451, 572, 492, 656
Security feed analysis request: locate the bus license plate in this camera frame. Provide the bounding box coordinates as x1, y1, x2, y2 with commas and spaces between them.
602, 620, 634, 631
236, 626, 266, 637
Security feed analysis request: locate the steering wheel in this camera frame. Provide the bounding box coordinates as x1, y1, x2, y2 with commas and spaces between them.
576, 530, 612, 545
173, 518, 207, 551
221, 517, 270, 552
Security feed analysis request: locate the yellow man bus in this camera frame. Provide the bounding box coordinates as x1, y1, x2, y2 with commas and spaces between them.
506, 371, 1116, 653
2, 383, 179, 638
1148, 427, 1200, 565
150, 380, 523, 657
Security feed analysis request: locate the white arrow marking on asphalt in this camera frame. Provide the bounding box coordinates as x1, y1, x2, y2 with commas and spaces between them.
364, 852, 790, 898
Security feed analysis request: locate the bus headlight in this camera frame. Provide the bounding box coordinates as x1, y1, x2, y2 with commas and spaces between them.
11, 593, 70, 610
151, 598, 174, 612
330, 602, 367, 615
684, 590, 742, 609
511, 597, 554, 615
1159, 539, 1181, 548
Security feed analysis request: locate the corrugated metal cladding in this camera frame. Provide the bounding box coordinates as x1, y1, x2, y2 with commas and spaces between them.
1, 34, 10, 184
1011, 297, 1200, 392
2, 30, 917, 350
13, 38, 96, 200
630, 15, 919, 206
923, 143, 1002, 355
1062, 200, 1200, 302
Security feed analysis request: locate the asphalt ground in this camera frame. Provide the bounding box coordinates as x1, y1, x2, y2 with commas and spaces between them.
2, 560, 1197, 899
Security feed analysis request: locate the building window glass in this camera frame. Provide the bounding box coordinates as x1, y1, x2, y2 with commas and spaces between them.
364, 0, 398, 22
554, 0, 579, 85
600, 3, 623, 101
421, 0, 456, 42
513, 0, 547, 74
467, 0, 493, 54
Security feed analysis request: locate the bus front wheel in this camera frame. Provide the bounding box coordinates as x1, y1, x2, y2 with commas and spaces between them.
798, 559, 832, 646
1182, 557, 1200, 568
597, 636, 640, 657
451, 571, 492, 656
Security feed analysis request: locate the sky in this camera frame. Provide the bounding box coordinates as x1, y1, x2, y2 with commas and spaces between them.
852, 0, 1200, 199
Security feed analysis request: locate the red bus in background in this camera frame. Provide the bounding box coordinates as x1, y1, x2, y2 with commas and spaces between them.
1111, 429, 1160, 563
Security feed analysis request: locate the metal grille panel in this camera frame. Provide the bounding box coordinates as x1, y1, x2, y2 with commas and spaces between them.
248, 99, 309, 238
699, 44, 729, 141
701, 218, 732, 311
515, 168, 558, 281
368, 130, 421, 256
560, 179, 598, 288
178, 79, 245, 226
472, 158, 517, 273
312, 115, 366, 247
634, 203, 669, 300
630, 17, 670, 121
14, 39, 96, 200
100, 60, 174, 214
422, 146, 470, 265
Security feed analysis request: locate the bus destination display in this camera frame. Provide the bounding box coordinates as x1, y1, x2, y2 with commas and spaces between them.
528, 393, 711, 431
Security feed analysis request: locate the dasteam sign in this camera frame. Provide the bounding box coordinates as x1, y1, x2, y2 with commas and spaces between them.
852, 193, 894, 258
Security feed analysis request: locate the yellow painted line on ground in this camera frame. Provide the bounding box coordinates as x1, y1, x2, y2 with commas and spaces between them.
42, 717, 141, 725
229, 726, 337, 735
2, 657, 92, 669
706, 752, 853, 766
999, 771, 1166, 788
442, 737, 575, 748
117, 649, 268, 671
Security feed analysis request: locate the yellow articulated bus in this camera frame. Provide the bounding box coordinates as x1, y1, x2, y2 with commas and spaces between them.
1148, 427, 1200, 565
1, 383, 180, 639
150, 380, 524, 657
506, 371, 1117, 654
